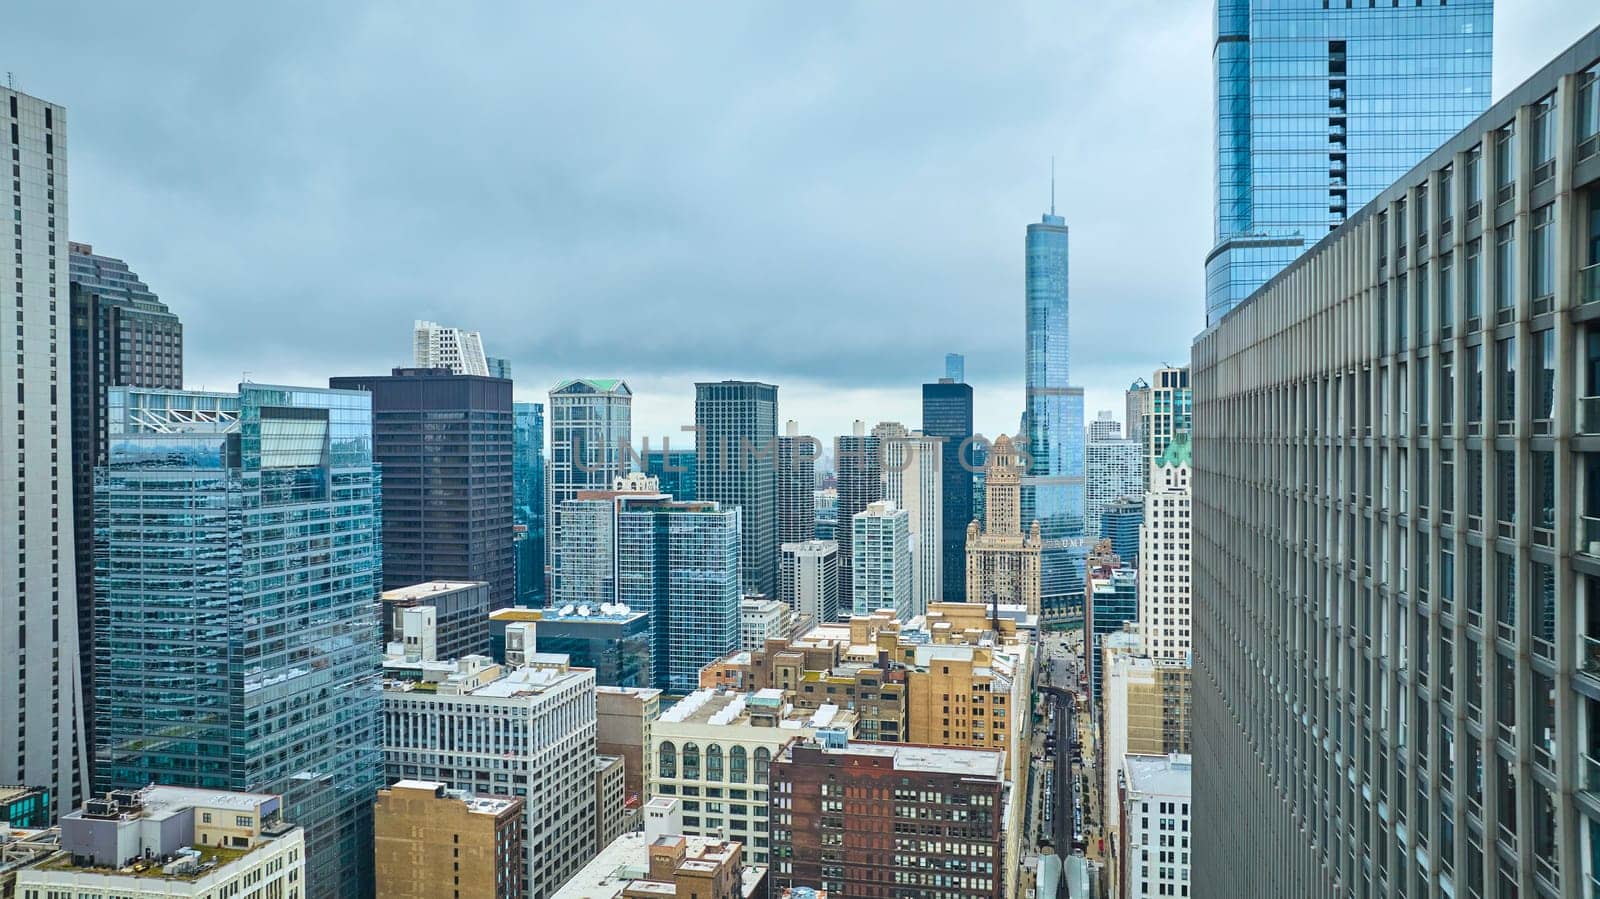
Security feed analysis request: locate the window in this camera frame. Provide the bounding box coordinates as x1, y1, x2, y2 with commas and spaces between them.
1531, 205, 1554, 305
1496, 338, 1516, 427
659, 742, 677, 779
1532, 95, 1556, 183
1580, 62, 1600, 159
1440, 252, 1455, 331
730, 745, 747, 783
1467, 345, 1484, 425
1466, 239, 1483, 322
1466, 144, 1484, 217
1494, 125, 1516, 204
1535, 330, 1555, 424
1495, 224, 1515, 313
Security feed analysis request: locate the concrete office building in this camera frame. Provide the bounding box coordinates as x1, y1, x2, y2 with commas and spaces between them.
548, 378, 632, 576
381, 581, 492, 661
330, 368, 515, 609
1099, 634, 1192, 871
778, 420, 818, 548
374, 781, 523, 899
1119, 754, 1192, 899
740, 596, 793, 652
383, 657, 597, 897
594, 755, 627, 855
851, 499, 912, 620
879, 425, 944, 617
922, 378, 976, 602
1193, 32, 1600, 898
513, 402, 548, 605
834, 421, 882, 614
965, 435, 1042, 615
696, 381, 780, 598
2, 86, 87, 816
779, 540, 840, 625
413, 319, 489, 375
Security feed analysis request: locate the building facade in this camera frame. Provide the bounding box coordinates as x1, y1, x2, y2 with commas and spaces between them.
594, 755, 627, 855
413, 319, 490, 375
548, 378, 632, 576
922, 379, 976, 603
779, 540, 840, 625
381, 581, 493, 661
645, 446, 698, 501
834, 422, 882, 615
374, 781, 523, 899
1125, 378, 1149, 447
1139, 435, 1192, 663
1205, 0, 1494, 325
330, 368, 515, 609
94, 384, 382, 898
513, 402, 548, 605
1141, 366, 1192, 492
1086, 433, 1142, 540
740, 597, 793, 652
695, 381, 780, 598
1193, 34, 1600, 897
851, 500, 912, 619
879, 425, 944, 616
777, 421, 818, 549
1102, 496, 1144, 567
596, 686, 662, 809
1085, 563, 1138, 708
1119, 754, 1191, 899
965, 435, 1042, 615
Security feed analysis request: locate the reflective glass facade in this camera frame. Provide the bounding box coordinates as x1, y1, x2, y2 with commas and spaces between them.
922, 380, 975, 602
513, 402, 547, 605
1206, 0, 1494, 325
93, 384, 383, 899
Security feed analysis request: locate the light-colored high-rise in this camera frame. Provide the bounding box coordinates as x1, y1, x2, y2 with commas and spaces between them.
1119, 754, 1191, 899
695, 381, 779, 597
779, 540, 839, 625
1138, 433, 1191, 662
777, 420, 818, 548
413, 318, 490, 375
878, 423, 943, 616
851, 499, 912, 619
2, 87, 85, 815
1086, 420, 1142, 540
1124, 378, 1149, 447
1141, 366, 1191, 490
548, 378, 632, 576
835, 420, 882, 612
965, 434, 1041, 615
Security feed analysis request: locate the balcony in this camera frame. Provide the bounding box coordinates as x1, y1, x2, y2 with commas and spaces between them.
1583, 262, 1600, 306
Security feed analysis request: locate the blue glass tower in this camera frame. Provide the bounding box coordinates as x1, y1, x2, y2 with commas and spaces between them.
1022, 208, 1087, 623
1206, 0, 1494, 325
94, 383, 383, 899
513, 402, 547, 605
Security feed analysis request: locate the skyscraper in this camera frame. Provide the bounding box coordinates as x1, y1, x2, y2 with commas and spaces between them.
834, 421, 882, 613
95, 384, 383, 898
1138, 433, 1191, 663
779, 540, 840, 626
3, 87, 87, 815
1124, 378, 1149, 447
644, 446, 697, 500
1085, 424, 1142, 539
922, 379, 975, 602
548, 378, 632, 579
486, 356, 511, 380
413, 318, 490, 375
1087, 409, 1121, 442
965, 434, 1041, 616
68, 242, 183, 768
513, 402, 548, 605
851, 499, 912, 620
1141, 366, 1192, 490
878, 424, 943, 617
695, 381, 779, 597
1102, 496, 1144, 567
1022, 206, 1087, 623
777, 420, 817, 547
330, 368, 516, 609
1205, 0, 1494, 325
943, 352, 965, 383
555, 474, 665, 608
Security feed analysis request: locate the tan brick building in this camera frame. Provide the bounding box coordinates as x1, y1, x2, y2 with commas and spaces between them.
374, 780, 523, 899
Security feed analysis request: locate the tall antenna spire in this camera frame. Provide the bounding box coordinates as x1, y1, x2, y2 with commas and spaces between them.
1050, 155, 1056, 216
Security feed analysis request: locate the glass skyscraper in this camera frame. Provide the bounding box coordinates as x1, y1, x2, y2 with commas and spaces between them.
513, 402, 547, 605
1022, 210, 1087, 622
645, 447, 698, 500
1206, 0, 1494, 325
921, 379, 974, 602
695, 380, 779, 598
94, 383, 383, 899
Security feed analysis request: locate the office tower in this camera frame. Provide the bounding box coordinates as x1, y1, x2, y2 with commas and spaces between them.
95, 384, 382, 897
67, 242, 183, 775
506, 605, 653, 689
1194, 36, 1600, 896
548, 378, 632, 576
1141, 366, 1192, 490
1139, 434, 1191, 662
513, 402, 547, 605
769, 740, 1009, 899
851, 499, 912, 619
834, 421, 882, 613
374, 782, 524, 899
381, 581, 492, 660
1102, 495, 1144, 566
779, 540, 839, 625
879, 426, 943, 616
644, 446, 697, 500
944, 352, 965, 383
1022, 206, 1087, 623
618, 498, 743, 694
1100, 641, 1192, 857
383, 658, 597, 897
413, 318, 490, 375
1085, 559, 1137, 707
922, 379, 975, 602
486, 356, 511, 380
1125, 377, 1149, 446
650, 689, 857, 867
596, 686, 662, 807
555, 474, 664, 607
2, 87, 86, 817
14, 786, 305, 898
695, 381, 779, 597
1087, 409, 1120, 441
1085, 426, 1142, 539
777, 420, 817, 548
965, 435, 1042, 615
1119, 754, 1192, 899
330, 368, 515, 608
1205, 0, 1494, 325
740, 596, 793, 650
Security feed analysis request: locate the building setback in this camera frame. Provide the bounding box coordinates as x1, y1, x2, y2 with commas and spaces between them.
1193, 31, 1600, 898
381, 581, 492, 661
923, 379, 976, 603
374, 781, 524, 899
696, 381, 780, 598
330, 368, 515, 609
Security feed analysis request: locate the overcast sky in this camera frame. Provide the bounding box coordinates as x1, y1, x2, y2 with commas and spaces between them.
7, 2, 1599, 447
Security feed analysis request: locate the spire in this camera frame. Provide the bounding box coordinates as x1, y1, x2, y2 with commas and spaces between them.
1050, 156, 1056, 216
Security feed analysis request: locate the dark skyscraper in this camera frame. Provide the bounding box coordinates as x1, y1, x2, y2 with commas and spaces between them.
68, 242, 183, 773
330, 368, 515, 608
513, 402, 547, 605
695, 380, 778, 597
644, 446, 698, 500
834, 421, 881, 616
777, 420, 818, 548
922, 379, 974, 602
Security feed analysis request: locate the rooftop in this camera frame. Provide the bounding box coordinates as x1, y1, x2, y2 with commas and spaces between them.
793, 741, 1004, 779
381, 581, 486, 601
552, 831, 765, 899
1123, 753, 1193, 799
387, 781, 520, 816
658, 688, 851, 732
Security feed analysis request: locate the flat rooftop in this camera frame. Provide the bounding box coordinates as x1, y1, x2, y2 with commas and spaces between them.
595, 685, 663, 700
388, 781, 520, 816
553, 831, 763, 899
381, 581, 485, 601
803, 742, 1004, 779
1124, 753, 1193, 799
658, 689, 850, 731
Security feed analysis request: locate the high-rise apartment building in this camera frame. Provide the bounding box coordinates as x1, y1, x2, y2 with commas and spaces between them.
67, 242, 183, 775
2, 87, 86, 816
1194, 35, 1600, 896
1087, 409, 1120, 441
513, 402, 547, 605
1139, 434, 1191, 662
1125, 378, 1149, 447
922, 378, 975, 602
944, 352, 965, 383
1205, 0, 1494, 325
965, 434, 1042, 615
374, 781, 524, 899
644, 446, 697, 500
1141, 366, 1192, 491
413, 318, 490, 375
834, 421, 882, 613
383, 657, 597, 897
695, 381, 779, 597
1086, 424, 1142, 539
879, 425, 943, 616
851, 499, 912, 619
777, 420, 817, 548
779, 540, 839, 625
1022, 207, 1087, 623
554, 474, 664, 607
768, 740, 1009, 899
94, 384, 383, 897
548, 379, 632, 578
330, 368, 515, 608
